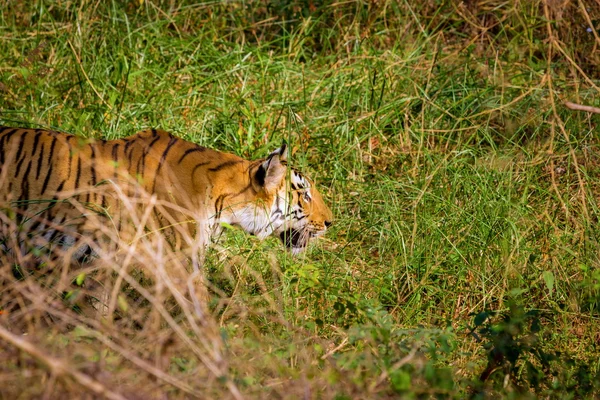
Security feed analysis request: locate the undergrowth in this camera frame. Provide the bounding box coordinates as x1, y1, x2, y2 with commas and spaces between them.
1, 0, 600, 398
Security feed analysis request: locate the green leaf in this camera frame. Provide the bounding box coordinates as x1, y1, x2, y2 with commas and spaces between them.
542, 271, 554, 295
76, 273, 86, 286
509, 287, 527, 297
73, 325, 92, 338
474, 311, 489, 327
117, 295, 128, 312
219, 222, 235, 230
390, 369, 411, 392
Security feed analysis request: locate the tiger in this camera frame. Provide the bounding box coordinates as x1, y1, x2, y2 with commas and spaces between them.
0, 126, 333, 263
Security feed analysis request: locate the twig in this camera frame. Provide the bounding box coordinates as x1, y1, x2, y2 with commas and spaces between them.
320, 337, 349, 360
565, 101, 600, 114
0, 324, 127, 400
577, 0, 600, 51
373, 347, 419, 389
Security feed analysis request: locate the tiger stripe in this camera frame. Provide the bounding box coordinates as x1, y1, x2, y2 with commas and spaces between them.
177, 147, 206, 164
36, 143, 45, 180
152, 136, 178, 193
209, 160, 241, 172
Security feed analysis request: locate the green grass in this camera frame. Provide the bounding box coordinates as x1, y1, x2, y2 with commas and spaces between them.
2, 0, 600, 398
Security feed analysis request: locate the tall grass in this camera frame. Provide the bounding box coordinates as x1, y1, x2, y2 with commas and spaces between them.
1, 0, 600, 397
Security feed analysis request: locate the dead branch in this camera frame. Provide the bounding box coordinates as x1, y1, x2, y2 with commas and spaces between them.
565, 101, 600, 114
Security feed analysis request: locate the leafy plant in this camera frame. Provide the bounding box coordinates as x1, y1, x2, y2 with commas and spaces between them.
470, 301, 600, 398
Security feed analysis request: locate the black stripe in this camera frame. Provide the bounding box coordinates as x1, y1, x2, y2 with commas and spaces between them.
28, 218, 43, 233
209, 160, 241, 172
0, 128, 19, 164
137, 135, 160, 176
40, 163, 53, 195
13, 132, 28, 171
36, 144, 45, 180
159, 137, 178, 165
115, 196, 122, 233
65, 136, 74, 180
47, 214, 67, 244
124, 139, 134, 153
214, 194, 227, 217
47, 229, 61, 245
14, 148, 28, 178
52, 180, 66, 199
285, 209, 299, 219
89, 146, 97, 205
127, 144, 135, 171
147, 135, 161, 150
112, 143, 119, 179
1, 128, 19, 142
112, 143, 119, 161
18, 160, 33, 203
139, 135, 162, 175
90, 146, 97, 186
14, 156, 26, 178
151, 136, 178, 193
139, 134, 163, 175
31, 131, 42, 157
231, 182, 253, 197
177, 147, 206, 164
75, 156, 82, 188
47, 136, 57, 170
137, 145, 151, 176
13, 199, 24, 226
270, 209, 283, 222
191, 162, 210, 180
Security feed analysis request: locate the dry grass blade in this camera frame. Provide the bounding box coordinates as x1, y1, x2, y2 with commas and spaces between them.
0, 181, 241, 398
0, 324, 127, 400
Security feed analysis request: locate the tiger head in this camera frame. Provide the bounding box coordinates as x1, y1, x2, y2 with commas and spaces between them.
238, 142, 333, 254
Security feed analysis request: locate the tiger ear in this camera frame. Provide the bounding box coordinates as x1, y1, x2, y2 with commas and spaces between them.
254, 142, 288, 194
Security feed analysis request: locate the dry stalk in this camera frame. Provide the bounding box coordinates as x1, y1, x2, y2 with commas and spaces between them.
565, 101, 600, 114
0, 324, 127, 400
0, 179, 245, 399
544, 1, 590, 229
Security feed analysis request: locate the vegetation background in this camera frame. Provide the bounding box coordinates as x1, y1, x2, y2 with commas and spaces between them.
1, 0, 600, 398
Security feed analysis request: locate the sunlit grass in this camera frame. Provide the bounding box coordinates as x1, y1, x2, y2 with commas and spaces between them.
1, 0, 600, 397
